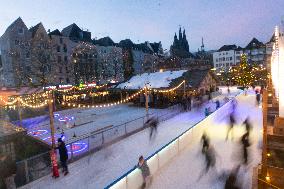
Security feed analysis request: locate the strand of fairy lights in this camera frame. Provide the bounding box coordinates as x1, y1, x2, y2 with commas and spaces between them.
61, 80, 186, 109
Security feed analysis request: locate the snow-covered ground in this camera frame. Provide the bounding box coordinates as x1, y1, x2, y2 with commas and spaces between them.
19, 87, 243, 189
116, 70, 187, 89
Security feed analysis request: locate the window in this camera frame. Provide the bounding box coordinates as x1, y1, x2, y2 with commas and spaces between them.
26, 66, 31, 72
230, 57, 232, 61
223, 57, 225, 61
60, 38, 63, 44
59, 67, 62, 73
58, 56, 62, 63
64, 56, 68, 62
63, 44, 67, 52
18, 28, 24, 34
216, 58, 218, 62
15, 40, 19, 45
65, 67, 69, 73
59, 78, 63, 83
226, 52, 228, 55
66, 78, 70, 83
57, 46, 60, 52
26, 52, 30, 58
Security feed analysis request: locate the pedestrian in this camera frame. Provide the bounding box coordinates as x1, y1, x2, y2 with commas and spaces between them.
182, 95, 187, 112
226, 112, 235, 141
0, 154, 16, 189
56, 138, 69, 175
137, 156, 151, 188
205, 107, 209, 117
241, 132, 250, 165
201, 133, 209, 154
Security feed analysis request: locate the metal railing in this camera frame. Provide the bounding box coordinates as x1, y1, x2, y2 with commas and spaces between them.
15, 103, 182, 187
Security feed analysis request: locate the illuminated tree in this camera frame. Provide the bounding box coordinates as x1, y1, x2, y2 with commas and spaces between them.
231, 54, 255, 87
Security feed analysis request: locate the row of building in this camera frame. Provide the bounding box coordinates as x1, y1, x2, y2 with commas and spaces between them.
213, 37, 274, 73
0, 17, 164, 88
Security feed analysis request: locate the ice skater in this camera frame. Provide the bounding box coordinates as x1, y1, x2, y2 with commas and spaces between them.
137, 156, 152, 189
243, 118, 252, 134
201, 133, 210, 154
256, 92, 261, 106
241, 131, 250, 165
198, 143, 217, 181
145, 117, 159, 140
56, 138, 69, 175
224, 165, 241, 189
226, 112, 236, 141
215, 99, 220, 110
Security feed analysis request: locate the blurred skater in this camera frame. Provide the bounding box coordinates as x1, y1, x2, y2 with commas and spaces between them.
243, 118, 252, 133
187, 95, 192, 111
241, 131, 250, 165
226, 112, 236, 141
256, 92, 261, 106
198, 143, 217, 180
201, 133, 210, 154
145, 117, 158, 140
224, 165, 241, 189
137, 156, 152, 189
215, 100, 220, 110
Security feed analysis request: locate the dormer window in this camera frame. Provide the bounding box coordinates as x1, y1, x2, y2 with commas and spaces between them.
18, 28, 24, 34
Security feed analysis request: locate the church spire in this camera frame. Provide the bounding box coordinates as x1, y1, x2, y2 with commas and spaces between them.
178, 27, 182, 40
201, 37, 205, 52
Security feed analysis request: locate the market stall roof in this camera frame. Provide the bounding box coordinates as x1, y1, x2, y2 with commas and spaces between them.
116, 70, 187, 90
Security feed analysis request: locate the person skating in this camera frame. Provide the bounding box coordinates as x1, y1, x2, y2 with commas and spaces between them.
224, 165, 241, 189
243, 118, 252, 134
215, 100, 220, 110
137, 156, 151, 189
201, 133, 209, 154
241, 132, 250, 165
198, 143, 217, 181
256, 92, 261, 106
145, 117, 158, 140
56, 138, 69, 175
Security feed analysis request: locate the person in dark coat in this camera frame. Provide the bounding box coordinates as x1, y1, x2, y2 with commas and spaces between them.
224, 165, 241, 189
201, 133, 209, 154
137, 156, 151, 188
57, 138, 69, 175
256, 92, 261, 106
226, 112, 236, 141
215, 100, 220, 110
241, 132, 250, 165
145, 117, 158, 140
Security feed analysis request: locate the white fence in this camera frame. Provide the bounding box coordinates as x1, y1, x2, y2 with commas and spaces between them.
105, 93, 241, 189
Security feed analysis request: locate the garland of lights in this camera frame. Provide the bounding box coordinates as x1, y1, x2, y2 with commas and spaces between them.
61, 80, 186, 109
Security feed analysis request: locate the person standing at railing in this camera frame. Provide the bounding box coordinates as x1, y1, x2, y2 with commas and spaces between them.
137, 155, 151, 189
56, 138, 69, 176
0, 154, 16, 189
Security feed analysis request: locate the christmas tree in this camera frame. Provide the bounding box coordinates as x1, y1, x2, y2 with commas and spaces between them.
231, 54, 255, 87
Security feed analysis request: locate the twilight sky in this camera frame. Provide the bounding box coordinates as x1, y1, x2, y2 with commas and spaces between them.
0, 0, 283, 51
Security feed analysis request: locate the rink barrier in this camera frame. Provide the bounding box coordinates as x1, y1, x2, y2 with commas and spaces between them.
105, 92, 243, 189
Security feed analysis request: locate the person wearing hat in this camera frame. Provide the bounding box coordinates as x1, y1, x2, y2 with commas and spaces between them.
56, 138, 69, 175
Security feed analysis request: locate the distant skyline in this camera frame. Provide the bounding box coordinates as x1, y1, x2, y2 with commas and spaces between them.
0, 0, 283, 51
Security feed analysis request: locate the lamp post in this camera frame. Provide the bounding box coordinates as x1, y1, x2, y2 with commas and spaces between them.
48, 91, 59, 178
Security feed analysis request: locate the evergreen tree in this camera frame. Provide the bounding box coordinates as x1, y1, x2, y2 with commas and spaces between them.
231, 54, 255, 87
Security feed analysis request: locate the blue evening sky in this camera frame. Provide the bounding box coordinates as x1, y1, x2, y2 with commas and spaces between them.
0, 0, 283, 51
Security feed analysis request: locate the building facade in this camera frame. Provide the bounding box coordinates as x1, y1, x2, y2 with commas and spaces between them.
0, 17, 31, 87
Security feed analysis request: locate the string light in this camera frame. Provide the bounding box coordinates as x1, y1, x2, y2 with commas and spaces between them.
61, 80, 185, 109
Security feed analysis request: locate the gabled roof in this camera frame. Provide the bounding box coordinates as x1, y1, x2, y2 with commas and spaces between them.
29, 23, 42, 37
93, 36, 115, 46
61, 23, 91, 42
170, 69, 216, 88
217, 45, 237, 52
48, 29, 62, 36
245, 38, 264, 49
118, 39, 134, 49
